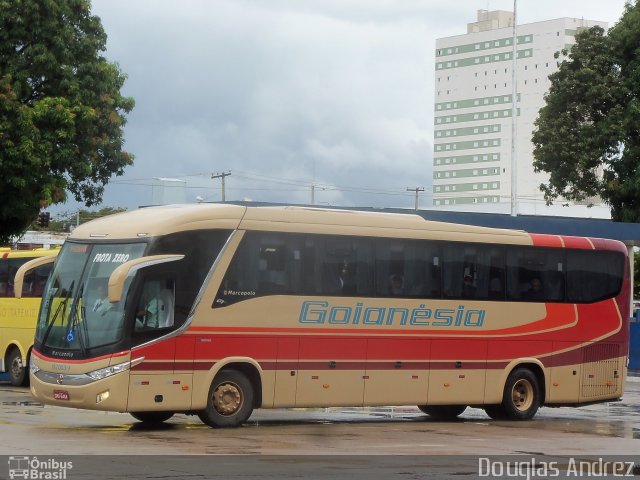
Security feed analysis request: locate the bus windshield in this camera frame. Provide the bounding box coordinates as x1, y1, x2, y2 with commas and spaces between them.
35, 242, 147, 353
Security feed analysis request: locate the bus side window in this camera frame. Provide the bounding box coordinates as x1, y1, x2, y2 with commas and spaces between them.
442, 244, 503, 300
21, 263, 52, 298
318, 236, 373, 297
216, 232, 306, 305
506, 247, 564, 302
135, 279, 175, 331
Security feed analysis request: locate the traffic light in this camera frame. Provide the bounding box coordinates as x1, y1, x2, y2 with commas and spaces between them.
37, 212, 50, 228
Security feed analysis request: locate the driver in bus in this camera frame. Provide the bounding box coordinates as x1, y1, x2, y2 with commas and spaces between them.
136, 283, 164, 329
92, 283, 110, 316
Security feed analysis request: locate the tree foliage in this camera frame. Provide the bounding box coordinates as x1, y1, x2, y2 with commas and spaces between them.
0, 0, 134, 243
532, 1, 640, 222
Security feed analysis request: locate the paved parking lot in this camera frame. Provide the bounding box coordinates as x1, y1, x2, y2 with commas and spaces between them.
0, 374, 638, 479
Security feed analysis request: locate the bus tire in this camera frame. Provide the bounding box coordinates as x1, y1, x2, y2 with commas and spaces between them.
418, 405, 466, 420
501, 368, 540, 420
8, 348, 28, 387
130, 412, 174, 424
483, 405, 507, 420
198, 369, 254, 428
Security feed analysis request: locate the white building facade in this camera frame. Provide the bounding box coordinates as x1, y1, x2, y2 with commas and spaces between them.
433, 10, 607, 213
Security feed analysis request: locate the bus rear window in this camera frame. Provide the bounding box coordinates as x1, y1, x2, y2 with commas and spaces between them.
566, 250, 625, 303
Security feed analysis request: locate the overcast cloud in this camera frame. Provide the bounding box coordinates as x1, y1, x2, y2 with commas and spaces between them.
67, 0, 629, 212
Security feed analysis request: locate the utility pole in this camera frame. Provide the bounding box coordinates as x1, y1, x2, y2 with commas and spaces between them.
212, 171, 231, 202
406, 187, 424, 211
311, 183, 315, 205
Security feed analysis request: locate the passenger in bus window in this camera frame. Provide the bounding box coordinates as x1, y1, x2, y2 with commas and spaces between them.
462, 274, 476, 298
488, 271, 503, 299
526, 277, 544, 301
340, 262, 356, 294
389, 274, 405, 296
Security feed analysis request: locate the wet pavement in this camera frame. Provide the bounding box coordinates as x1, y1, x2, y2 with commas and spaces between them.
0, 375, 639, 457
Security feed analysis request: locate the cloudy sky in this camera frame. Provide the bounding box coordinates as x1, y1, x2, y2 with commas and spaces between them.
66, 0, 629, 213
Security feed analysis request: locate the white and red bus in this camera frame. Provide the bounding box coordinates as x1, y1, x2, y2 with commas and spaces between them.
20, 204, 629, 426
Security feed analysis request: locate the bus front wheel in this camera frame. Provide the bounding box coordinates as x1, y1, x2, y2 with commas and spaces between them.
418, 405, 466, 420
198, 369, 254, 428
130, 412, 174, 424
501, 368, 540, 420
8, 348, 28, 387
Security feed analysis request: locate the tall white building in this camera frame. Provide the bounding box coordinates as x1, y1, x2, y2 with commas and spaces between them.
433, 10, 607, 211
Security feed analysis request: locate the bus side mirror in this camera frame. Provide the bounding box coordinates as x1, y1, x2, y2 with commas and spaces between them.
108, 254, 184, 303
14, 256, 56, 299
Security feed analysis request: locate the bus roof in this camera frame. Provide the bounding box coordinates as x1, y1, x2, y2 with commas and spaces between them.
69, 203, 532, 245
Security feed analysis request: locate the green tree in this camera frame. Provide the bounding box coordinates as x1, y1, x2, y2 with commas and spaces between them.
532, 1, 640, 222
0, 0, 134, 243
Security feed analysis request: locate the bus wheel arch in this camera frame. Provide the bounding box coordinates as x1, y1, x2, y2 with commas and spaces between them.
198, 367, 256, 428
206, 359, 263, 409
499, 360, 547, 402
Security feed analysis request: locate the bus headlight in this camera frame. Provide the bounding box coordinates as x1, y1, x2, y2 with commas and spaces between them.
30, 363, 41, 375
87, 361, 132, 381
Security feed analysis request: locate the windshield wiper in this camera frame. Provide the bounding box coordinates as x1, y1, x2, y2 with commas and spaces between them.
70, 283, 88, 356
40, 280, 74, 349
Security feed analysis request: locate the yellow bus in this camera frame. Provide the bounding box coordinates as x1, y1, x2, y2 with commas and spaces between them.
1, 248, 58, 386
20, 205, 629, 426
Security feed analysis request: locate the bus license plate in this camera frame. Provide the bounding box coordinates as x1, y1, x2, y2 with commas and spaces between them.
53, 390, 70, 401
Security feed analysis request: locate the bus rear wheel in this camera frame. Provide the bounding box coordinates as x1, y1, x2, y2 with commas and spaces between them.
8, 348, 28, 387
418, 405, 466, 420
198, 369, 254, 428
130, 412, 174, 424
501, 368, 540, 420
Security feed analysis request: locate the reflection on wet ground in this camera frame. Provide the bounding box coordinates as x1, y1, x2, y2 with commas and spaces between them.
0, 377, 638, 456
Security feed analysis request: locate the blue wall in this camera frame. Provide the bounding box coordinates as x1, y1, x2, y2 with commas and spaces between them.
630, 317, 640, 370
